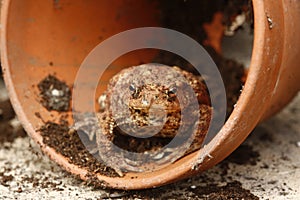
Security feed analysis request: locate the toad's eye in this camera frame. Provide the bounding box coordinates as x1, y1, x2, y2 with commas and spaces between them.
129, 83, 140, 98
129, 83, 136, 92
167, 86, 177, 101
168, 86, 177, 95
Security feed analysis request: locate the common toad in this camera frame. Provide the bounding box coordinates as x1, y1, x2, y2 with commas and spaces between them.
96, 64, 212, 175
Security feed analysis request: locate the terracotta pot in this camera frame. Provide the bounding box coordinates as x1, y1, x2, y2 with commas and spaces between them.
1, 0, 299, 189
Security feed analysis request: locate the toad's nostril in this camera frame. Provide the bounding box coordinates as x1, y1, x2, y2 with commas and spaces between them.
142, 98, 150, 107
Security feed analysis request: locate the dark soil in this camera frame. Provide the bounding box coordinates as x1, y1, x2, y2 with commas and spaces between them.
112, 129, 172, 153
39, 120, 119, 177
21, 175, 64, 191
0, 99, 27, 144
38, 75, 71, 112
0, 98, 27, 188
0, 124, 26, 144
101, 181, 259, 199
36, 74, 119, 177
0, 173, 14, 187
190, 181, 259, 200
0, 99, 15, 121
206, 46, 245, 116
225, 144, 260, 166
219, 143, 261, 178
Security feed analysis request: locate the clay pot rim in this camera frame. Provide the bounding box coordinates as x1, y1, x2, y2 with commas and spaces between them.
1, 0, 284, 189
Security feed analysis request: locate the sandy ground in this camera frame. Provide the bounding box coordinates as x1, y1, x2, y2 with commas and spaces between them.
0, 2, 299, 198
0, 76, 299, 199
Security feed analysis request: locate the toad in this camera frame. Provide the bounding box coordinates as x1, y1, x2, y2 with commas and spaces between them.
96, 64, 212, 175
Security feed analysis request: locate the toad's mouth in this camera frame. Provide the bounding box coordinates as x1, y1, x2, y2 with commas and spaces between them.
112, 125, 183, 153
129, 107, 179, 113
114, 108, 183, 139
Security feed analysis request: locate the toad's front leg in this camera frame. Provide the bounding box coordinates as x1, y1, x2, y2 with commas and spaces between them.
97, 111, 144, 176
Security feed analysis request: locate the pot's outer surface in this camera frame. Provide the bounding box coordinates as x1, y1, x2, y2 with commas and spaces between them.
1, 0, 299, 189
261, 0, 300, 120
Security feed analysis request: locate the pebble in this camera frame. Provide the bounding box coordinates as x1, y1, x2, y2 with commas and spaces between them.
51, 89, 63, 96
190, 185, 197, 189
